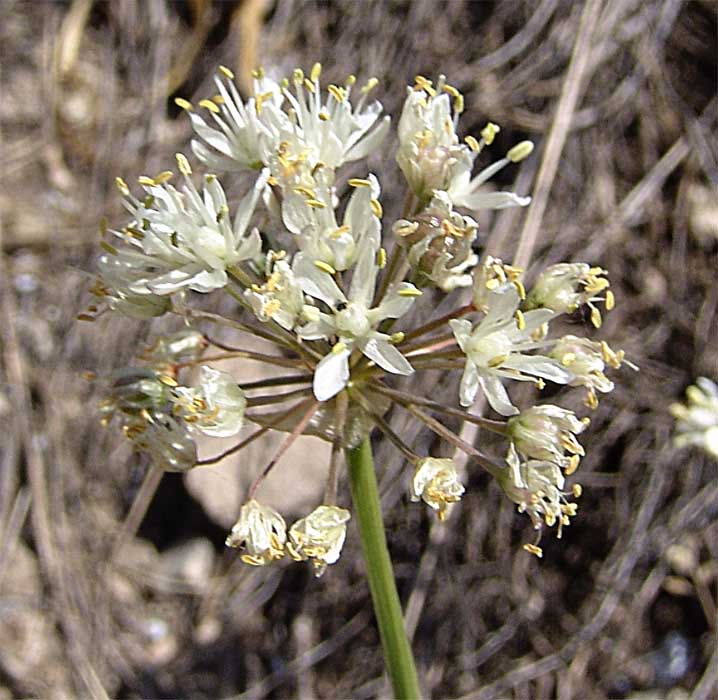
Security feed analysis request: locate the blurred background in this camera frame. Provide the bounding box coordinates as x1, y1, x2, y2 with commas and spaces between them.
1, 1, 717, 698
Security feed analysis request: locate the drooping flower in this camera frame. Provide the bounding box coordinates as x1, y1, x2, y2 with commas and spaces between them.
500, 444, 581, 540
507, 405, 587, 473
410, 457, 465, 520
294, 245, 419, 401
226, 500, 287, 566
450, 286, 571, 415
670, 378, 718, 458
173, 366, 247, 438
287, 505, 351, 577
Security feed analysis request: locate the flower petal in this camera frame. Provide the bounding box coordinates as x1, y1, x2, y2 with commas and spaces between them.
313, 348, 351, 402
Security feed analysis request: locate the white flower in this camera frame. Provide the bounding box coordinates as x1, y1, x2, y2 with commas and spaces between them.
282, 173, 381, 272
549, 335, 622, 409
294, 245, 419, 401
501, 444, 580, 537
105, 162, 266, 296
394, 190, 478, 291
410, 457, 465, 520
524, 263, 613, 328
450, 286, 571, 415
670, 378, 718, 458
225, 500, 287, 565
184, 67, 288, 172
173, 366, 246, 438
281, 65, 390, 171
396, 79, 471, 200
471, 255, 525, 312
287, 505, 351, 577
508, 405, 587, 472
447, 138, 533, 212
245, 253, 306, 330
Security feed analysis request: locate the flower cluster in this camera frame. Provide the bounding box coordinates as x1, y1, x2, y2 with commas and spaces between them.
671, 378, 718, 458
89, 66, 630, 569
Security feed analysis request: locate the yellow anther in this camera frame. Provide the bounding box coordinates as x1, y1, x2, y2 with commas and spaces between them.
561, 352, 576, 367
370, 199, 383, 218
199, 98, 220, 114
205, 174, 217, 183
332, 341, 348, 355
263, 299, 281, 317
390, 331, 405, 344
212, 95, 225, 104
377, 247, 387, 269
293, 185, 316, 198
318, 109, 330, 121
544, 512, 557, 527
174, 97, 193, 111
154, 170, 173, 184
348, 178, 372, 187
514, 279, 527, 300
293, 68, 305, 84
328, 84, 345, 101
572, 483, 583, 498
314, 260, 336, 275
565, 455, 580, 476
454, 94, 464, 114
219, 65, 235, 80
138, 176, 156, 186
442, 84, 459, 97
605, 289, 615, 310
303, 78, 315, 93
590, 306, 602, 329
252, 66, 265, 79
99, 217, 108, 237
585, 388, 599, 410
305, 198, 327, 209
115, 177, 129, 195
361, 77, 379, 93
159, 375, 178, 387
329, 225, 351, 239
535, 378, 546, 390
100, 241, 118, 255
310, 62, 322, 82
267, 175, 279, 187
394, 221, 419, 237
507, 140, 534, 162
515, 309, 526, 330
76, 313, 95, 322
523, 543, 543, 558
175, 153, 192, 176
465, 135, 480, 152
480, 122, 500, 145
488, 354, 508, 368
398, 287, 423, 298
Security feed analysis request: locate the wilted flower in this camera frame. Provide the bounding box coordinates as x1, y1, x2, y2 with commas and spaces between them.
450, 286, 571, 415
128, 410, 198, 472
141, 329, 208, 369
670, 378, 718, 458
410, 457, 465, 520
394, 190, 478, 291
288, 505, 351, 577
524, 263, 614, 328
226, 500, 287, 565
508, 405, 587, 472
173, 366, 247, 438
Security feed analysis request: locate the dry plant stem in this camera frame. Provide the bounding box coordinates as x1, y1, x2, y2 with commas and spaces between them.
367, 383, 508, 435
401, 303, 474, 344
176, 351, 304, 370
346, 437, 421, 700
111, 463, 163, 561
513, 0, 603, 269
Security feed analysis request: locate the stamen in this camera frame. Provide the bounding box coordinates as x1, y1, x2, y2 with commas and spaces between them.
219, 65, 235, 79
175, 153, 192, 176
480, 122, 500, 144
523, 543, 543, 558
174, 97, 193, 111
314, 260, 336, 275
507, 141, 534, 162
199, 99, 220, 113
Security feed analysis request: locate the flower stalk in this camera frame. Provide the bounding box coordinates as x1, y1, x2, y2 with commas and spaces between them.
346, 436, 421, 700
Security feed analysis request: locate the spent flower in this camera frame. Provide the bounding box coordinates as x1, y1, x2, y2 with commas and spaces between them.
671, 378, 718, 458
411, 457, 465, 521
288, 505, 351, 577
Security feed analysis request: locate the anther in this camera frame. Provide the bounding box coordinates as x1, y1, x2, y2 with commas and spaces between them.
314, 260, 336, 275
507, 141, 534, 163
219, 65, 235, 80
174, 97, 193, 111
480, 122, 500, 145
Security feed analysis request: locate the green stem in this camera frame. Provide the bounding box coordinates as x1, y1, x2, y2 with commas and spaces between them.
346, 436, 421, 700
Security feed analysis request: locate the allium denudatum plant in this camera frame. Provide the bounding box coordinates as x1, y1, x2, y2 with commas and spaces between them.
86, 64, 631, 697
